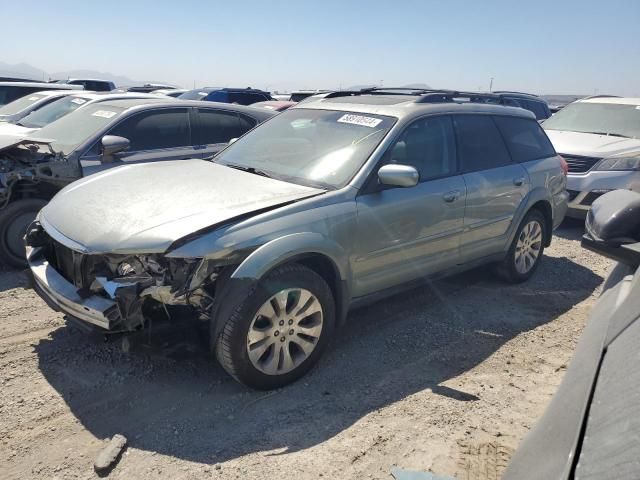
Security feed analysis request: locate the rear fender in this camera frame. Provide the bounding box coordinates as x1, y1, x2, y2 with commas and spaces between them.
506, 187, 554, 248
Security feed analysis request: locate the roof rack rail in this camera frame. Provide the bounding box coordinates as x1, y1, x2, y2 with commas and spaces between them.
492, 90, 540, 97
413, 90, 501, 104
324, 88, 502, 104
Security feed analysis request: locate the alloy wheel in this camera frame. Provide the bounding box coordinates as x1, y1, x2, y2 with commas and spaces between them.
515, 220, 543, 274
246, 288, 323, 375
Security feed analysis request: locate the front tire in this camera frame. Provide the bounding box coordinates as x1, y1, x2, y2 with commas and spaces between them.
0, 198, 48, 269
497, 209, 546, 283
214, 263, 335, 390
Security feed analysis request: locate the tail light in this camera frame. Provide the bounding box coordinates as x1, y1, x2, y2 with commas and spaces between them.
558, 155, 569, 176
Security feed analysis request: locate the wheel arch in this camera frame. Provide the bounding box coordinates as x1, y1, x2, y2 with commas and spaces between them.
529, 199, 553, 247
229, 232, 352, 325
6, 180, 58, 203
507, 188, 554, 249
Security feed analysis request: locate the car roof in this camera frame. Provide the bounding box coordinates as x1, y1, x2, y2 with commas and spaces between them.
94, 98, 278, 117
0, 82, 80, 89
67, 78, 113, 82
291, 89, 331, 94
492, 91, 542, 100
578, 97, 640, 106
185, 87, 269, 93
30, 90, 83, 98
251, 100, 296, 110
71, 92, 164, 102
295, 93, 535, 120
153, 88, 188, 94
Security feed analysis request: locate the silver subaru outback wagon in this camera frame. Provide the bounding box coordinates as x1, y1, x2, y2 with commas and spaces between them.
26, 89, 569, 389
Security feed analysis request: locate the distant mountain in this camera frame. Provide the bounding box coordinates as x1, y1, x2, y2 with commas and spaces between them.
0, 61, 48, 81
49, 69, 140, 87
0, 61, 173, 88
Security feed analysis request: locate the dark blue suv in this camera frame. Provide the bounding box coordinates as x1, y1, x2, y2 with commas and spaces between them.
178, 87, 272, 105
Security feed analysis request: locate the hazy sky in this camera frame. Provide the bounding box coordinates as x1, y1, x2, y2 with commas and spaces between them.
3, 0, 639, 95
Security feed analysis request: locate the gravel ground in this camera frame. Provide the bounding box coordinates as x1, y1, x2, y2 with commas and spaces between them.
0, 222, 613, 480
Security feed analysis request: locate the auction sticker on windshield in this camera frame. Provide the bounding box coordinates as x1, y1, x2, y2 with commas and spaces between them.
91, 110, 117, 119
338, 114, 383, 128
71, 98, 87, 105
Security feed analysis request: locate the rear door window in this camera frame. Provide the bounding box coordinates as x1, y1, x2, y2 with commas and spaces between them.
195, 109, 257, 145
493, 116, 556, 162
453, 115, 512, 172
109, 108, 191, 151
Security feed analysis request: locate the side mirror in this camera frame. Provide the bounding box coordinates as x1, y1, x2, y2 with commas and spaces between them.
378, 164, 419, 188
101, 135, 130, 162
582, 189, 640, 267
228, 137, 238, 144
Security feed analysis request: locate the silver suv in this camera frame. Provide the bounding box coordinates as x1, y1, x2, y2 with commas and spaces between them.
543, 96, 640, 218
26, 88, 569, 389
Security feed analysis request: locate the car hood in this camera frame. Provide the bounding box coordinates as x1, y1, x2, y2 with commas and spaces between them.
545, 129, 640, 157
0, 133, 29, 151
0, 123, 38, 137
40, 160, 325, 254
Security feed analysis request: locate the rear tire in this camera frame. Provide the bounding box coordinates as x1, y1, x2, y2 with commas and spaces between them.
214, 263, 335, 390
0, 198, 47, 269
496, 209, 546, 283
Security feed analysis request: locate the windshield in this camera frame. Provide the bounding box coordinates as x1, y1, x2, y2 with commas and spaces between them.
214, 109, 396, 189
0, 93, 47, 116
31, 103, 125, 155
19, 96, 92, 129
178, 90, 210, 100
543, 102, 640, 138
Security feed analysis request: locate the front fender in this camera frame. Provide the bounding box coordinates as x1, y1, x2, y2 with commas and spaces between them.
230, 232, 350, 284
211, 233, 352, 334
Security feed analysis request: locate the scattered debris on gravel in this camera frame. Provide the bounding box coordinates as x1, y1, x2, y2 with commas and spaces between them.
94, 434, 127, 475
0, 223, 612, 479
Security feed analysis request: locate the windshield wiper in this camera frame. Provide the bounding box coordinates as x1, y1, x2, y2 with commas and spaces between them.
584, 131, 631, 138
224, 163, 274, 179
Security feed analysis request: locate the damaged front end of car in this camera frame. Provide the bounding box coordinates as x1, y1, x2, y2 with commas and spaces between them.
0, 139, 79, 208
26, 220, 230, 333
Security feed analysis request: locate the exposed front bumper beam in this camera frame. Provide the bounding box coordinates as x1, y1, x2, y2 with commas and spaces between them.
27, 246, 122, 330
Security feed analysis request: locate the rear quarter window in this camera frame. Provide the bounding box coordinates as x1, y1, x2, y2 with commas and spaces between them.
493, 116, 556, 162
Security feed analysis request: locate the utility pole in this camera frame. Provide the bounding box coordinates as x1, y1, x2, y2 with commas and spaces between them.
489, 77, 494, 92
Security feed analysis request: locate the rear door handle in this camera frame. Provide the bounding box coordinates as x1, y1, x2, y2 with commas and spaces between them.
513, 177, 525, 186
442, 190, 460, 203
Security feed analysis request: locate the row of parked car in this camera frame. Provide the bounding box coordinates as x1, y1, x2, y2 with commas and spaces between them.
0, 77, 638, 391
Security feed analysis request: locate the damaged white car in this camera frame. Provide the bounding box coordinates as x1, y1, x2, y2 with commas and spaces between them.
0, 98, 274, 267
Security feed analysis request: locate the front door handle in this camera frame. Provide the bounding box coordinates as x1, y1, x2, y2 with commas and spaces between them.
513, 177, 525, 186
442, 190, 460, 203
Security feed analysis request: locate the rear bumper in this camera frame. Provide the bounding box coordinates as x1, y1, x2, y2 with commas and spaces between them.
27, 246, 121, 330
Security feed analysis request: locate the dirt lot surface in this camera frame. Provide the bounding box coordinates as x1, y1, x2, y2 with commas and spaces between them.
0, 222, 613, 480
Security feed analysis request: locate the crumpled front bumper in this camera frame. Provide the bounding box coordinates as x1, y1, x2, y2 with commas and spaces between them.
27, 246, 122, 330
